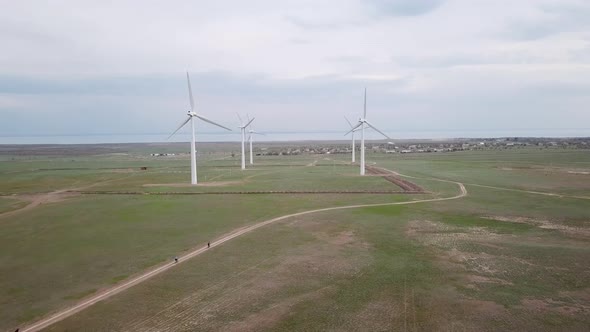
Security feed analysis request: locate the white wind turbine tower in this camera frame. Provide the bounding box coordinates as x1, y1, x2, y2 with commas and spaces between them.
344, 116, 360, 163
345, 88, 391, 175
237, 114, 255, 170
169, 72, 232, 184
246, 115, 264, 165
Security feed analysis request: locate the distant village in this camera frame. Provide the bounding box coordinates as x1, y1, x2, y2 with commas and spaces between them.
255, 137, 590, 156
148, 137, 589, 158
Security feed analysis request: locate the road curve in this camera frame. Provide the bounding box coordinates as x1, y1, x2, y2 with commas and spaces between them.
21, 174, 466, 332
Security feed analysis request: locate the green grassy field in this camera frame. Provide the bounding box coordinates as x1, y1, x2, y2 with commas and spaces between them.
372, 149, 590, 196
1, 145, 588, 331
0, 197, 27, 214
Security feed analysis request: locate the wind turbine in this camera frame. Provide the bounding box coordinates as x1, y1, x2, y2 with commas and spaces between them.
246, 115, 265, 165
345, 88, 390, 175
237, 114, 255, 170
169, 72, 232, 184
344, 116, 360, 163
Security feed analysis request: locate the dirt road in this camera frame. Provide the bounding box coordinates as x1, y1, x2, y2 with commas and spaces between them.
0, 175, 136, 220
461, 182, 590, 200
0, 189, 74, 220
20, 173, 466, 332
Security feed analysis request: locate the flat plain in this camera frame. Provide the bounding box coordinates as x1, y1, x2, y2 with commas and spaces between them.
1, 143, 588, 331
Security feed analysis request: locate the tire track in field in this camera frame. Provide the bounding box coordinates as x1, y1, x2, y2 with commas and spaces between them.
368, 164, 590, 200
20, 171, 467, 332
126, 257, 275, 331
388, 168, 589, 201
0, 174, 137, 220
460, 182, 590, 200
0, 189, 71, 220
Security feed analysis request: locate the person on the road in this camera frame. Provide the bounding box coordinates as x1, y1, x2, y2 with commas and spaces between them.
207, 242, 210, 248
174, 257, 178, 263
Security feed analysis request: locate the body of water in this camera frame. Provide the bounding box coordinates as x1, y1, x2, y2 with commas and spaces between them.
0, 129, 588, 144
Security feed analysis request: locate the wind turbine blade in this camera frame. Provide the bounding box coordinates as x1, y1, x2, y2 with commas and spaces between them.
251, 130, 265, 135
249, 117, 259, 133
236, 112, 243, 125
186, 72, 195, 111
244, 117, 255, 128
168, 116, 191, 139
365, 120, 391, 139
195, 114, 232, 131
363, 87, 367, 118
344, 116, 354, 129
345, 122, 362, 136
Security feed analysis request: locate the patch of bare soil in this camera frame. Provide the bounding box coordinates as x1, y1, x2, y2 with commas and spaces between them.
495, 165, 590, 175
424, 285, 590, 331
313, 230, 357, 246
296, 218, 372, 249
305, 160, 318, 167
406, 219, 590, 329
123, 224, 372, 332
221, 285, 337, 332
0, 191, 80, 219
539, 166, 590, 175
406, 220, 504, 248
346, 299, 400, 331
520, 296, 590, 317
104, 168, 137, 173
143, 180, 245, 187
484, 215, 590, 238
406, 220, 517, 288
415, 287, 508, 331
365, 165, 425, 192
466, 274, 513, 286
568, 170, 590, 175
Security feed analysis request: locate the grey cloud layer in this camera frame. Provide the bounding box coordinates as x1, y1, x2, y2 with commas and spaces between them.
366, 0, 443, 17
0, 0, 589, 138
505, 1, 590, 40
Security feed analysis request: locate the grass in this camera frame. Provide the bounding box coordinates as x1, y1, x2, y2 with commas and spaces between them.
372, 148, 590, 196
89, 164, 403, 193
436, 185, 590, 223
0, 197, 27, 214
0, 192, 420, 330
0, 155, 405, 194
0, 146, 588, 331
51, 199, 588, 331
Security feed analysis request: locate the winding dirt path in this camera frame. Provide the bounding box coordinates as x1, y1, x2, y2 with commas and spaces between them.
373, 165, 590, 201
460, 182, 590, 200
0, 189, 75, 220
21, 173, 466, 332
0, 174, 137, 220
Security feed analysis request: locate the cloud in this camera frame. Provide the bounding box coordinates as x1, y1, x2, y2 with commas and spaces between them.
364, 0, 443, 17
284, 15, 360, 30
0, 0, 589, 139
0, 75, 179, 96
504, 1, 590, 40
284, 0, 443, 31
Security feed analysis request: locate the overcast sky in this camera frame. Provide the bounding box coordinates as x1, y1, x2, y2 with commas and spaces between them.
1, 0, 589, 141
